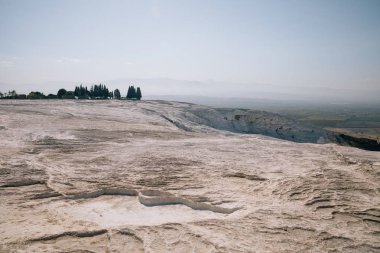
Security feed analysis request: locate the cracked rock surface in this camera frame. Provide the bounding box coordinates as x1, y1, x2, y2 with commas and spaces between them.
0, 100, 379, 253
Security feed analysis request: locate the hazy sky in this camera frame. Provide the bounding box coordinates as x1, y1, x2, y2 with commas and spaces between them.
0, 0, 379, 101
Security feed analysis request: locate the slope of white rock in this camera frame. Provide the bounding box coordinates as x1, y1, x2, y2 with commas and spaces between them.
0, 100, 379, 253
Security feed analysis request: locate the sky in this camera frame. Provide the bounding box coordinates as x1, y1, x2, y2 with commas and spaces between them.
0, 0, 379, 102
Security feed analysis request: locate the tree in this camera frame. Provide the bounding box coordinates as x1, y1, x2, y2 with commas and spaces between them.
74, 85, 90, 99
27, 91, 45, 99
136, 87, 142, 100
114, 89, 121, 99
74, 86, 79, 97
88, 84, 110, 99
126, 86, 131, 99
47, 94, 57, 99
62, 91, 75, 99
2, 83, 122, 100
57, 89, 67, 99
17, 94, 27, 99
126, 85, 137, 100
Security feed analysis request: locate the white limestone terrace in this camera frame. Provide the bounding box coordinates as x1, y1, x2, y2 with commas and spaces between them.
0, 99, 379, 253
136, 100, 333, 143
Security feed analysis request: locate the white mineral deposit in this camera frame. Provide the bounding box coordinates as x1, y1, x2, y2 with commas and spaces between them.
1, 100, 379, 252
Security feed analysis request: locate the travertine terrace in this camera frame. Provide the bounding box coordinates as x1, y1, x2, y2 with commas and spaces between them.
0, 100, 379, 252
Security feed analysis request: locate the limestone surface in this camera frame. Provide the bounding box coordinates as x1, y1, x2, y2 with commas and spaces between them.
0, 100, 379, 252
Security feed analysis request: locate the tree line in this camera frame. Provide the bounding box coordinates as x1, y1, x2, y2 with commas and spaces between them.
0, 84, 142, 100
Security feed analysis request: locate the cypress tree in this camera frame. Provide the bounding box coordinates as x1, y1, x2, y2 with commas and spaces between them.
126, 86, 131, 99
136, 87, 142, 100
126, 85, 138, 99
131, 86, 136, 99
131, 85, 136, 99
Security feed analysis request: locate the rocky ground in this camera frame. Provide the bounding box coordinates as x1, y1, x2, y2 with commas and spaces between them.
0, 100, 379, 253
